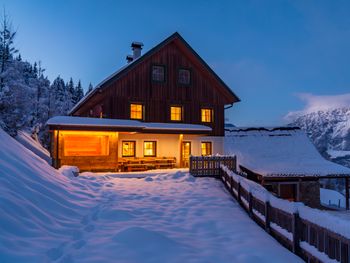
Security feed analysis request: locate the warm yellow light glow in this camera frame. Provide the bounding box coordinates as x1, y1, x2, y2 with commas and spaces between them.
130, 104, 143, 119
201, 142, 212, 156
182, 142, 191, 159
122, 141, 135, 157
144, 141, 156, 157
201, 108, 213, 123
170, 106, 182, 121
60, 131, 114, 157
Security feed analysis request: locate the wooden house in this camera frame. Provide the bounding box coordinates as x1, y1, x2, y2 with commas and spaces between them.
47, 32, 240, 172
225, 127, 350, 209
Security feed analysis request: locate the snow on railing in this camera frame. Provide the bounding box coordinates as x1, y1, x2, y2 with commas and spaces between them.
220, 164, 350, 263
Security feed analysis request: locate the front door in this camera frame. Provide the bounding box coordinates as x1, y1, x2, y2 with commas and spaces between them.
181, 141, 191, 167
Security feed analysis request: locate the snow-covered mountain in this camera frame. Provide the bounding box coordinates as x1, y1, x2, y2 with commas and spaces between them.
289, 107, 350, 168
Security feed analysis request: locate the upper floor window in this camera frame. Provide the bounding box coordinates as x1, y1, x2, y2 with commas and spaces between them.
201, 142, 212, 156
170, 106, 183, 121
152, 65, 165, 82
201, 108, 213, 123
178, 69, 191, 85
130, 103, 143, 120
144, 141, 157, 157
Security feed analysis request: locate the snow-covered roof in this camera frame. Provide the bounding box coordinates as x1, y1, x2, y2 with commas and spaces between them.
225, 127, 350, 178
47, 116, 211, 133
69, 32, 240, 115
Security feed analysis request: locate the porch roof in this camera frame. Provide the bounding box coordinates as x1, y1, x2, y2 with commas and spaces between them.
47, 116, 212, 134
225, 127, 350, 179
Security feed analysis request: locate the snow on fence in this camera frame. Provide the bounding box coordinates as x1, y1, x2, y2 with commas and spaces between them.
189, 156, 236, 177
220, 165, 350, 263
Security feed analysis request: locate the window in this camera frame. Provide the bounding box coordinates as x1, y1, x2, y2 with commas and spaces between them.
201, 108, 213, 123
152, 65, 165, 82
144, 141, 156, 157
178, 69, 191, 85
201, 142, 212, 156
63, 134, 109, 157
122, 141, 136, 157
130, 103, 143, 120
170, 106, 183, 121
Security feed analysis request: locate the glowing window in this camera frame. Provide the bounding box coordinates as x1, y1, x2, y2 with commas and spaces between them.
178, 69, 191, 85
170, 106, 182, 121
122, 141, 135, 157
201, 108, 213, 123
130, 103, 143, 120
201, 142, 212, 156
152, 65, 165, 82
144, 141, 156, 157
63, 134, 109, 156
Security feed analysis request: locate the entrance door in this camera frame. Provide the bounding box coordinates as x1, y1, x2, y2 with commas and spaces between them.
181, 141, 191, 167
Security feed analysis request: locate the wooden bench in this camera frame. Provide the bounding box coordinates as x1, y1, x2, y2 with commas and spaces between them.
118, 157, 176, 172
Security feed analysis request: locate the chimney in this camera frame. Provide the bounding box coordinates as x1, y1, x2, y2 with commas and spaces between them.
131, 41, 144, 59
126, 54, 134, 63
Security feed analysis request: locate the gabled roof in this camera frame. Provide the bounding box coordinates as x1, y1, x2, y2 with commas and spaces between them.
47, 116, 212, 134
69, 32, 240, 115
225, 127, 350, 178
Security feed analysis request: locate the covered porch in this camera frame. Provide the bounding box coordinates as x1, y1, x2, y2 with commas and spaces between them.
47, 116, 222, 172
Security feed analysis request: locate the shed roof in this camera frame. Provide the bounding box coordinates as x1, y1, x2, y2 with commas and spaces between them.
47, 116, 212, 134
225, 127, 350, 179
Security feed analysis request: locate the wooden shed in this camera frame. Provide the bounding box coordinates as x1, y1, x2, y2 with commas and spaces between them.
225, 127, 350, 210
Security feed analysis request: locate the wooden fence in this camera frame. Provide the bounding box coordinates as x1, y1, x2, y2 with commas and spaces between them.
189, 156, 236, 177
221, 168, 350, 263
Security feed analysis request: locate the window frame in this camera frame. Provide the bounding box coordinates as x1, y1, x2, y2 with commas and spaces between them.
201, 108, 214, 123
178, 68, 191, 86
170, 105, 183, 122
121, 141, 136, 157
201, 141, 212, 156
130, 103, 144, 120
151, 64, 166, 83
143, 141, 157, 157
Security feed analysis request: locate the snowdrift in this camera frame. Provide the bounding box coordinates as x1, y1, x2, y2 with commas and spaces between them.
16, 130, 51, 164
0, 128, 101, 262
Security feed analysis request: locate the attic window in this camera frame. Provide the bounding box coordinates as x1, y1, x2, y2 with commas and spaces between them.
152, 65, 165, 82
178, 69, 191, 85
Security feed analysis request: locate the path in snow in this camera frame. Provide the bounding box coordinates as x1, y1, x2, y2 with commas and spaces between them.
60, 171, 303, 263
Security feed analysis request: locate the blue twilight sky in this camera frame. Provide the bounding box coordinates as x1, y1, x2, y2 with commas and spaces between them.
1, 0, 350, 126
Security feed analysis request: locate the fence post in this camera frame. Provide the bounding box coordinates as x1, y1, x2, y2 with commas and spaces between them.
265, 201, 270, 233
230, 176, 235, 198
292, 212, 301, 255
249, 192, 253, 217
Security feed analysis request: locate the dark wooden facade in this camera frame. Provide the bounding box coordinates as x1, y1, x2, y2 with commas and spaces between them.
70, 33, 239, 136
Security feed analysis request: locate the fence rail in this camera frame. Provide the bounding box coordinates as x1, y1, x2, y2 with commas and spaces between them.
220, 167, 350, 263
189, 156, 236, 177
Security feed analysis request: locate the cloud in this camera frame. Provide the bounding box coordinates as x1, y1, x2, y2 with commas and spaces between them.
285, 93, 350, 121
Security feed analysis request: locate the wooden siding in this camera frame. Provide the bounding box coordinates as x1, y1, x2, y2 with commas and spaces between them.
73, 40, 231, 136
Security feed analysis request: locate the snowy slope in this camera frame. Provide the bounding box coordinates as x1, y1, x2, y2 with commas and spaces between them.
15, 130, 52, 164
0, 128, 103, 262
0, 128, 301, 262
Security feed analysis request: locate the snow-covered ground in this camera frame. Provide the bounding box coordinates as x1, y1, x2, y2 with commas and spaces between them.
0, 128, 302, 262
320, 187, 347, 208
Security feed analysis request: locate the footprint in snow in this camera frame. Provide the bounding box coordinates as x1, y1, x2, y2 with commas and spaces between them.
84, 224, 95, 232
72, 239, 86, 250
